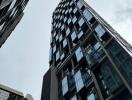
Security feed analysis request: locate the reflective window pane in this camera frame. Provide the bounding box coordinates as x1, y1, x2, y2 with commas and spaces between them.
75, 47, 84, 62
63, 38, 67, 48
77, 1, 83, 9
71, 31, 77, 41
53, 45, 56, 53
66, 28, 70, 36
95, 25, 106, 38
71, 95, 77, 100
83, 9, 93, 22
78, 31, 84, 39
56, 51, 60, 61
78, 18, 85, 27
72, 16, 77, 24
62, 76, 68, 96
87, 93, 95, 100
74, 70, 84, 92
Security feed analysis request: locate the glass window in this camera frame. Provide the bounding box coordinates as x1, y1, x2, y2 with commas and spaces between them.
64, 17, 67, 22
96, 60, 123, 98
75, 47, 83, 62
87, 93, 95, 100
71, 31, 77, 41
61, 24, 64, 30
72, 16, 77, 24
77, 1, 83, 9
95, 24, 111, 42
49, 48, 52, 61
59, 34, 63, 42
74, 70, 84, 92
94, 42, 101, 50
66, 28, 70, 36
63, 38, 67, 48
68, 18, 72, 24
83, 9, 93, 22
107, 41, 132, 89
61, 53, 65, 60
95, 25, 106, 38
56, 51, 60, 61
78, 31, 84, 39
71, 95, 77, 100
56, 34, 59, 41
69, 8, 72, 13
73, 8, 77, 14
78, 18, 85, 27
53, 45, 56, 54
62, 76, 69, 96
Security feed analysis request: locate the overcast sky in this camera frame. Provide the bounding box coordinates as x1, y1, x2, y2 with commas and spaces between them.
0, 0, 132, 100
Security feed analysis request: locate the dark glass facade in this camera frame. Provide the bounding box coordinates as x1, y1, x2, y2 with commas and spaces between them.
45, 0, 132, 100
0, 0, 29, 47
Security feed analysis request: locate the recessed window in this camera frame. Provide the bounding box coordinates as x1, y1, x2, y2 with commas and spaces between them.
78, 31, 84, 39
69, 8, 72, 14
53, 45, 56, 54
66, 28, 70, 36
56, 34, 59, 41
83, 9, 93, 22
87, 93, 95, 100
95, 25, 106, 38
72, 16, 77, 24
71, 31, 77, 42
95, 24, 111, 42
78, 18, 85, 27
62, 76, 69, 96
77, 1, 83, 9
63, 38, 68, 48
64, 17, 67, 22
74, 70, 84, 92
59, 34, 63, 42
49, 48, 52, 62
73, 8, 77, 14
61, 24, 65, 30
68, 18, 72, 25
61, 53, 65, 61
75, 47, 84, 62
71, 95, 77, 100
56, 51, 60, 61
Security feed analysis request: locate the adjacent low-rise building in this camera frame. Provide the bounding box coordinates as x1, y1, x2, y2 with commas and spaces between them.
0, 84, 33, 100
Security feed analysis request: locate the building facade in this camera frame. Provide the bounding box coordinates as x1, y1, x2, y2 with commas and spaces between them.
42, 0, 132, 100
0, 84, 33, 100
0, 0, 29, 47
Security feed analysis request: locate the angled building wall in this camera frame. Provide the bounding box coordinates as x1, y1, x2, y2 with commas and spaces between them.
42, 0, 132, 100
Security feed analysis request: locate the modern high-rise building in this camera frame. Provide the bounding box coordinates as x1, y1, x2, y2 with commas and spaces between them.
41, 0, 132, 100
0, 0, 29, 47
0, 84, 33, 100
